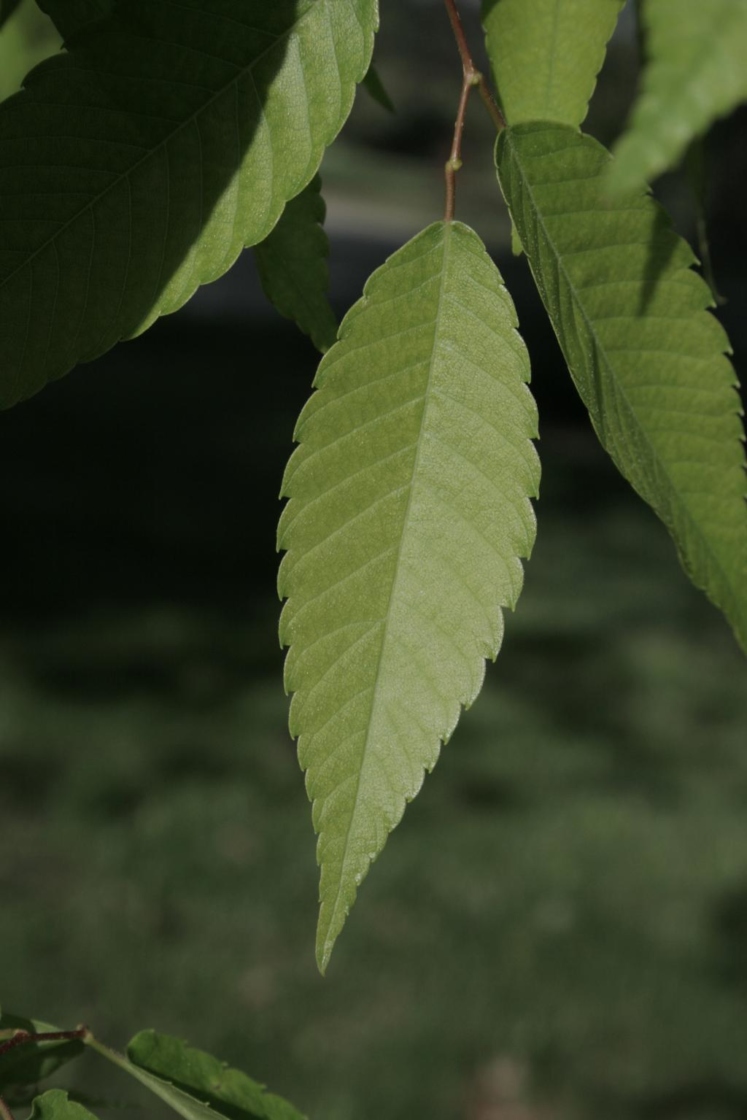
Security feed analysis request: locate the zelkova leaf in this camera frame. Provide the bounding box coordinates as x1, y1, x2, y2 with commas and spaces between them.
35, 0, 113, 42
0, 0, 22, 31
0, 0, 377, 408
496, 123, 747, 649
86, 1032, 305, 1120
361, 62, 395, 113
278, 221, 540, 970
610, 0, 747, 192
254, 175, 337, 353
29, 1091, 98, 1120
125, 1032, 305, 1120
481, 0, 624, 128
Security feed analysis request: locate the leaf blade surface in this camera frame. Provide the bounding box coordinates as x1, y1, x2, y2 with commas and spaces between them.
278, 220, 540, 970
125, 1031, 305, 1120
0, 0, 376, 406
496, 122, 747, 649
481, 0, 624, 127
29, 1091, 98, 1120
611, 0, 747, 190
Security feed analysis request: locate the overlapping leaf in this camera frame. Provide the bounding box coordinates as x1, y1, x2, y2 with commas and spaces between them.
0, 1014, 85, 1103
496, 122, 747, 649
481, 0, 624, 128
610, 0, 747, 191
254, 175, 337, 353
0, 0, 377, 406
125, 1032, 304, 1120
278, 220, 540, 970
0, 0, 22, 30
30, 1091, 98, 1120
86, 1031, 305, 1120
35, 0, 112, 42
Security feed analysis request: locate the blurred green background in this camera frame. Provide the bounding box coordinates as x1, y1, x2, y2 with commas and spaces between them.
1, 3, 747, 1119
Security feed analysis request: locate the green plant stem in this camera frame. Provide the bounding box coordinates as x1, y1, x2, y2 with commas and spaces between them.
443, 0, 505, 220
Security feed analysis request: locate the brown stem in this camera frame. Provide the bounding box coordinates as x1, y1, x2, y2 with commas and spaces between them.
0, 1096, 15, 1120
443, 0, 506, 221
0, 1027, 88, 1059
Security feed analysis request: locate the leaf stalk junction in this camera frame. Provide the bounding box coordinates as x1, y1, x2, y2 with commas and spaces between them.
443, 0, 505, 221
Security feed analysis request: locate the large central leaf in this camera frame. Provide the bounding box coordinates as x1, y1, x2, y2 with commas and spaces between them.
278, 221, 540, 969
0, 0, 376, 406
496, 123, 747, 650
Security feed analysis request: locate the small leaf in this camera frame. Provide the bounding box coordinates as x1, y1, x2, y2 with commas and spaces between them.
254, 175, 337, 353
0, 0, 22, 30
279, 221, 540, 970
124, 1031, 305, 1120
0, 1015, 84, 1103
0, 0, 377, 407
610, 0, 747, 191
29, 1090, 98, 1120
35, 0, 112, 42
496, 122, 747, 650
361, 62, 394, 113
481, 0, 624, 127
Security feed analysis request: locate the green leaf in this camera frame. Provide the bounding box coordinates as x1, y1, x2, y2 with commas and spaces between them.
0, 0, 377, 407
361, 62, 394, 113
29, 1091, 98, 1120
88, 1031, 305, 1120
278, 220, 540, 970
496, 122, 747, 650
481, 0, 624, 127
610, 0, 747, 191
0, 1015, 84, 1103
254, 175, 337, 353
0, 0, 22, 30
35, 0, 112, 42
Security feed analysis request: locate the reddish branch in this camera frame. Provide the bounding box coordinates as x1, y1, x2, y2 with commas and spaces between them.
443, 0, 506, 221
0, 1027, 89, 1120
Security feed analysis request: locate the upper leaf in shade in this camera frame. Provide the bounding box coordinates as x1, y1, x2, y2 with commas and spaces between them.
29, 1091, 98, 1120
481, 0, 624, 127
254, 175, 337, 353
361, 62, 395, 113
125, 1031, 305, 1120
0, 0, 377, 407
496, 122, 747, 650
610, 0, 747, 191
35, 0, 113, 42
0, 0, 22, 30
278, 221, 540, 971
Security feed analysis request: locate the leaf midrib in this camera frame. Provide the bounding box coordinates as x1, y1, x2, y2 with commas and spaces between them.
504, 127, 744, 613
0, 0, 329, 294
323, 221, 455, 945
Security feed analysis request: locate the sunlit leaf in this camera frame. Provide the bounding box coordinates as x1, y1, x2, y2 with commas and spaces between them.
279, 220, 540, 970
610, 0, 747, 191
29, 1091, 98, 1120
254, 175, 337, 353
496, 122, 747, 649
0, 0, 377, 407
481, 0, 624, 127
128, 1031, 304, 1120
